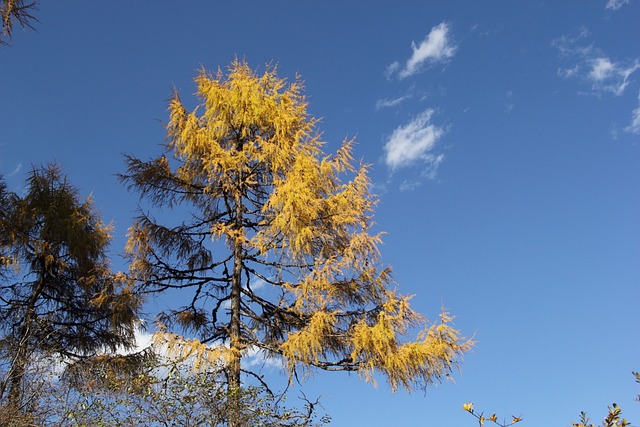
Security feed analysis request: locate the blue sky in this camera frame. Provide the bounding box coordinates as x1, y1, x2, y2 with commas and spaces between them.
1, 1, 639, 425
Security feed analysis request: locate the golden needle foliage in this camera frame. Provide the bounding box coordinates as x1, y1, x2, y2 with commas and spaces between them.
0, 0, 37, 45
122, 59, 472, 393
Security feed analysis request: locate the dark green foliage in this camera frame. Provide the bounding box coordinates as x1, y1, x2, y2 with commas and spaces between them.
0, 164, 139, 414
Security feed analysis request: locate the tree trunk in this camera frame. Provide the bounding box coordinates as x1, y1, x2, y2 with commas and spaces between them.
6, 274, 45, 410
6, 328, 29, 408
228, 170, 244, 427
228, 235, 243, 427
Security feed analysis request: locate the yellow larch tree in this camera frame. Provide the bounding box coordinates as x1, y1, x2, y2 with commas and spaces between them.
121, 59, 472, 425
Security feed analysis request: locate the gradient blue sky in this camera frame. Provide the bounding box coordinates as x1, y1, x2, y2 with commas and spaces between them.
1, 1, 639, 426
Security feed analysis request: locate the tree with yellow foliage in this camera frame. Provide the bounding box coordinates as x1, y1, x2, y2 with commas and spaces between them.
121, 59, 472, 426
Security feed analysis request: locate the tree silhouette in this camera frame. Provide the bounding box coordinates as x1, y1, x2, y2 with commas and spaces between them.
0, 164, 139, 415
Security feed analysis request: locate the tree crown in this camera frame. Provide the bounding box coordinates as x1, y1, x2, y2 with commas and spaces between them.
122, 59, 472, 393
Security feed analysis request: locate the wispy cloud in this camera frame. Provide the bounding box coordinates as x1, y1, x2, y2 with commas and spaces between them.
554, 29, 640, 96
625, 92, 640, 134
605, 0, 631, 9
589, 57, 615, 81
384, 109, 445, 172
505, 90, 515, 113
387, 23, 456, 80
399, 180, 422, 192
553, 28, 594, 58
626, 106, 640, 133
587, 57, 640, 95
8, 162, 22, 177
375, 95, 411, 110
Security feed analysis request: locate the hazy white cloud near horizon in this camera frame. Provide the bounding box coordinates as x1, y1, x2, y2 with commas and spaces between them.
129, 329, 282, 370
386, 22, 456, 80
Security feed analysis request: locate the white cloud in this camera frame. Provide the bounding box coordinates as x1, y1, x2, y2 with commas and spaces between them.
385, 62, 400, 79
137, 329, 281, 371
625, 92, 640, 134
134, 329, 154, 351
387, 23, 456, 80
555, 31, 640, 133
605, 0, 631, 9
375, 95, 411, 110
588, 58, 640, 96
554, 31, 640, 96
558, 64, 581, 79
552, 27, 593, 57
399, 180, 421, 192
243, 346, 283, 370
589, 57, 615, 81
626, 106, 640, 133
248, 277, 266, 291
113, 327, 153, 356
384, 109, 445, 171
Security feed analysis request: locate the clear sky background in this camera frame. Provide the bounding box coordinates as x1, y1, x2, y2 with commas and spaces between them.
1, 1, 639, 426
